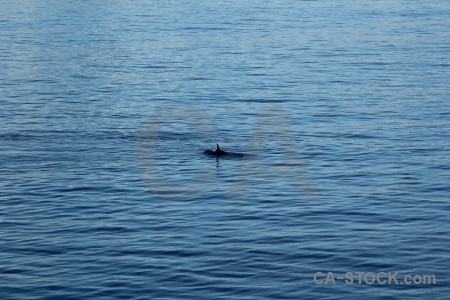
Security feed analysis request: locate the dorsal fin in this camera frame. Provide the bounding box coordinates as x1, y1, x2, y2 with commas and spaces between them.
216, 144, 220, 151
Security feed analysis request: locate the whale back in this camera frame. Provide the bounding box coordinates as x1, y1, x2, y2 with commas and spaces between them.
204, 144, 228, 156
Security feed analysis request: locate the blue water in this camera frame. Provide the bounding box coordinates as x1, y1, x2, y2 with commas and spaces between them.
1, 0, 449, 299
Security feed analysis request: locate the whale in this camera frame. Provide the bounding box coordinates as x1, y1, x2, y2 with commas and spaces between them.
204, 144, 228, 156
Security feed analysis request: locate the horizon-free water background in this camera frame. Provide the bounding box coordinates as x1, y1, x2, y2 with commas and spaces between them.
1, 0, 449, 299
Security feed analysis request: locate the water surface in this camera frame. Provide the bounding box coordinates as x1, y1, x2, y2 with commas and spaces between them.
1, 0, 449, 299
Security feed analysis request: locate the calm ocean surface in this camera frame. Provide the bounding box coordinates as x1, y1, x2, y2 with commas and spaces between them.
1, 0, 449, 299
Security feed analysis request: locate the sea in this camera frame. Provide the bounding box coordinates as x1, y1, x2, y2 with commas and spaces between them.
1, 0, 449, 299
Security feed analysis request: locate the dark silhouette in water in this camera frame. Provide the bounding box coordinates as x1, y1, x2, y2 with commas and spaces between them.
204, 144, 228, 156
